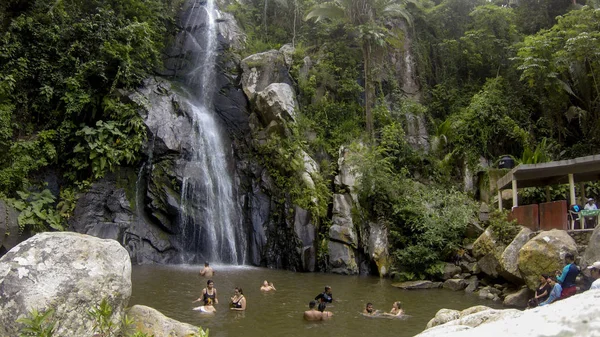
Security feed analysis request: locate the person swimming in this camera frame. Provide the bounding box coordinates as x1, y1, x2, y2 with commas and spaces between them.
230, 287, 246, 311
317, 302, 333, 319
304, 300, 323, 321
193, 279, 218, 305
199, 262, 215, 277
314, 285, 333, 303
260, 280, 276, 292
383, 301, 404, 317
363, 302, 376, 315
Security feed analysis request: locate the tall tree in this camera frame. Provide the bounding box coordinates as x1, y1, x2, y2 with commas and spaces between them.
305, 0, 414, 140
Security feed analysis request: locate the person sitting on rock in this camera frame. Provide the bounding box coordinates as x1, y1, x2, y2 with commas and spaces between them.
587, 261, 600, 290
539, 276, 562, 306
527, 274, 552, 308
556, 253, 579, 299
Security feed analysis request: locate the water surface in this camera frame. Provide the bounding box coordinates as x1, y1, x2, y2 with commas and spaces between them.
131, 265, 502, 337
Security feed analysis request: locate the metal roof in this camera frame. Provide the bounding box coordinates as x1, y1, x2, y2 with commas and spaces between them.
496, 154, 600, 190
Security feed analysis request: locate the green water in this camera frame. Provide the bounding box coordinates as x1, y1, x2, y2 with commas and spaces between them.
130, 265, 503, 337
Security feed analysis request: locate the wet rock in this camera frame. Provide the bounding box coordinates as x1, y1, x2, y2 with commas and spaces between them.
328, 241, 358, 275
128, 305, 203, 337
0, 200, 20, 256
443, 263, 462, 280
0, 233, 131, 337
518, 229, 578, 289
499, 227, 533, 283
216, 11, 246, 51
391, 280, 443, 290
503, 287, 531, 308
464, 276, 479, 293
444, 279, 468, 291
293, 206, 316, 272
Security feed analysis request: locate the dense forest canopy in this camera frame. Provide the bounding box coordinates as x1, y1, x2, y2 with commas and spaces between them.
1, 0, 599, 276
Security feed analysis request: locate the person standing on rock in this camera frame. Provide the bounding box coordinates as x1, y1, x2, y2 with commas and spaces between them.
315, 285, 333, 303
587, 261, 600, 290
556, 253, 579, 299
199, 262, 215, 277
539, 276, 562, 306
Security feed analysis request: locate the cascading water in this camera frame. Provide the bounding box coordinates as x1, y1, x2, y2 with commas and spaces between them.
176, 0, 246, 264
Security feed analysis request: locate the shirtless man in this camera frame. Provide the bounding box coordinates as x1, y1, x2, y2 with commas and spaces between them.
199, 262, 214, 277
363, 302, 375, 315
303, 300, 323, 321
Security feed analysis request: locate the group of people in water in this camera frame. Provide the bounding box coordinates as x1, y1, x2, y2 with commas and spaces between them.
192, 262, 406, 320
527, 253, 600, 308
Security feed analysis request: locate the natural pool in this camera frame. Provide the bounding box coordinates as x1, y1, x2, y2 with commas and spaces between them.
131, 265, 503, 337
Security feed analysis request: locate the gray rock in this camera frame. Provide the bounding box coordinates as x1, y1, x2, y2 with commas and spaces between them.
503, 287, 531, 308
477, 254, 500, 278
391, 280, 443, 290
327, 241, 358, 275
0, 200, 20, 255
329, 225, 357, 247
240, 50, 292, 101
499, 227, 533, 283
293, 206, 316, 272
426, 308, 460, 329
254, 83, 298, 130
279, 44, 295, 67
0, 232, 131, 337
583, 225, 600, 267
444, 279, 468, 291
128, 305, 203, 337
443, 263, 462, 280
464, 276, 479, 293
332, 193, 354, 229
465, 221, 484, 239
368, 221, 390, 276
334, 145, 361, 193
216, 11, 246, 51
416, 290, 600, 337
248, 180, 269, 266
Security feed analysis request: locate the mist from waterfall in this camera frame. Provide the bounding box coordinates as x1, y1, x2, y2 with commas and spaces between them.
177, 0, 246, 264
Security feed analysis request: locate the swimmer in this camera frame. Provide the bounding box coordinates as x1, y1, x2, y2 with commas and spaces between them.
303, 300, 323, 321
260, 280, 276, 292
199, 262, 215, 277
193, 279, 219, 305
193, 298, 216, 314
363, 302, 376, 315
314, 285, 333, 303
230, 287, 246, 311
317, 302, 333, 320
383, 301, 404, 317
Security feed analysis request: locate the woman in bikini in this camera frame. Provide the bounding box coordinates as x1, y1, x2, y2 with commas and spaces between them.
230, 287, 246, 311
383, 301, 404, 317
193, 298, 216, 314
194, 279, 218, 305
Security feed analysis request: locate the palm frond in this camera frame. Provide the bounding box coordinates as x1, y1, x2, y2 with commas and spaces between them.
305, 3, 345, 22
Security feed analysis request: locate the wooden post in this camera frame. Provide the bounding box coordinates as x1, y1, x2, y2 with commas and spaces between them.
512, 179, 518, 208
545, 186, 551, 203
498, 190, 503, 211
569, 174, 576, 206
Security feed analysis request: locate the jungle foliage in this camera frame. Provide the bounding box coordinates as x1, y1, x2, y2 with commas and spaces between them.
0, 0, 181, 232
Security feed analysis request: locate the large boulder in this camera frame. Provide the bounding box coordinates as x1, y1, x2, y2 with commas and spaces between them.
328, 241, 358, 275
0, 232, 131, 337
583, 225, 600, 267
499, 227, 533, 283
416, 290, 600, 337
443, 263, 462, 280
128, 305, 205, 337
240, 50, 293, 101
472, 228, 505, 278
518, 229, 578, 289
426, 308, 460, 328
254, 83, 298, 129
443, 279, 468, 291
293, 206, 317, 272
368, 221, 390, 276
502, 287, 531, 308
0, 200, 20, 256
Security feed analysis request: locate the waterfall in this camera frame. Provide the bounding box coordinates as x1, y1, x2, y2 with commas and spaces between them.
176, 0, 246, 264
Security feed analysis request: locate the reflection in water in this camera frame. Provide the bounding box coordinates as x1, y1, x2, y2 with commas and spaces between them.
131, 265, 503, 337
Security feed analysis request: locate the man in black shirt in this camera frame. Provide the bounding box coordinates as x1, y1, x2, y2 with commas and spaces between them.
315, 285, 333, 303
